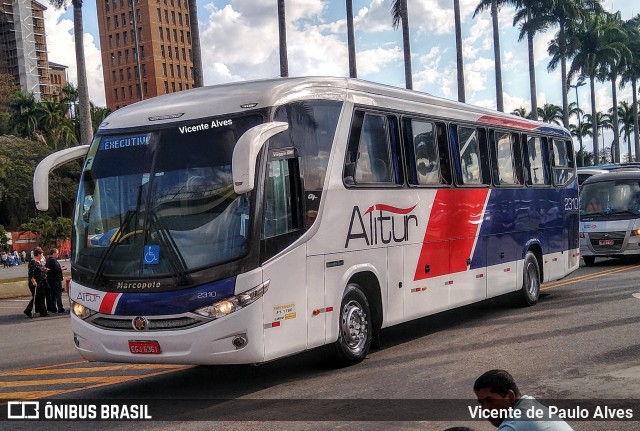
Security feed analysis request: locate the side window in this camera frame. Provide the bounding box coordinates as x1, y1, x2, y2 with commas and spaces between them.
262, 155, 302, 239
457, 125, 483, 185
526, 136, 550, 186
492, 131, 523, 186
551, 139, 575, 185
344, 112, 399, 186
411, 120, 441, 185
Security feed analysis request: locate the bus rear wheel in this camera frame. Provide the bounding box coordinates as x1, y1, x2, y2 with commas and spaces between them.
519, 251, 541, 307
329, 283, 372, 367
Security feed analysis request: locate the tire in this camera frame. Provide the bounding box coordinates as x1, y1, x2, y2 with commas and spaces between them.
329, 283, 373, 367
519, 251, 541, 307
582, 256, 596, 266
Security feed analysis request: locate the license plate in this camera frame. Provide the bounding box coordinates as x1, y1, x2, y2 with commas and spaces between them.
128, 340, 161, 354
599, 239, 614, 246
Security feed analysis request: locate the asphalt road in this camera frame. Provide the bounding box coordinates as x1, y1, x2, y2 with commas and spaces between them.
1, 257, 639, 431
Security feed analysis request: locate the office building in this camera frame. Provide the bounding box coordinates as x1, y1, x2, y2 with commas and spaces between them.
0, 0, 57, 100
97, 0, 196, 111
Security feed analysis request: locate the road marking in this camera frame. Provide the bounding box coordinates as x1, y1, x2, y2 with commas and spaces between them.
632, 293, 640, 299
542, 264, 640, 290
0, 363, 192, 401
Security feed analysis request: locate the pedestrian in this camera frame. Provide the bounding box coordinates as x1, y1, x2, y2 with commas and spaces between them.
45, 248, 66, 313
24, 247, 49, 318
21, 250, 26, 263
473, 370, 574, 430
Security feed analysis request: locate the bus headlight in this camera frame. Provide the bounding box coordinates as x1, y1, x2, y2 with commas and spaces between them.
631, 229, 640, 236
71, 301, 97, 319
194, 280, 269, 319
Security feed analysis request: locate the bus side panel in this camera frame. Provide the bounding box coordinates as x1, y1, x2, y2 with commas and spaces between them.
262, 244, 308, 362
307, 254, 326, 349
386, 245, 404, 327
448, 238, 487, 307
403, 241, 450, 320
323, 250, 387, 345
485, 233, 518, 297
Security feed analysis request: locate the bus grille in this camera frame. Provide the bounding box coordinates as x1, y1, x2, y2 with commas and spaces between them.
90, 316, 204, 331
589, 231, 626, 252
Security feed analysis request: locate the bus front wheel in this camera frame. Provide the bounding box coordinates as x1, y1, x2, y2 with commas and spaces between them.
329, 283, 373, 367
519, 252, 541, 307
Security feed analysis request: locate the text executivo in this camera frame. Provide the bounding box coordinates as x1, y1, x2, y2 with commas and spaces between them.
101, 135, 150, 151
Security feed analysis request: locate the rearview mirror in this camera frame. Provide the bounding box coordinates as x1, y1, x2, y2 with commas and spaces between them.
232, 122, 288, 194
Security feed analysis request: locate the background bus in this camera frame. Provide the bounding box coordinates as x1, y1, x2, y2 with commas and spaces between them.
579, 168, 640, 265
34, 77, 578, 367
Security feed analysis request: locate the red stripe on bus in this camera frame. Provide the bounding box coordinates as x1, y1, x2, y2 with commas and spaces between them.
364, 203, 417, 215
478, 115, 538, 130
99, 292, 119, 314
414, 189, 488, 281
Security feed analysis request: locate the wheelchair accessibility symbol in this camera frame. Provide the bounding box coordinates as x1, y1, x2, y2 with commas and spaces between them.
144, 245, 160, 265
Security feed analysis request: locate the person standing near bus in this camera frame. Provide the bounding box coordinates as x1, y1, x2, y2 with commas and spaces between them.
24, 248, 49, 318
45, 248, 66, 313
473, 370, 574, 430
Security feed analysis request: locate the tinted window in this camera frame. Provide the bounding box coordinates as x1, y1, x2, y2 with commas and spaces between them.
458, 126, 482, 185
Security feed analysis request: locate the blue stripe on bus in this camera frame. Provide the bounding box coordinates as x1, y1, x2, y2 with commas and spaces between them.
113, 276, 237, 315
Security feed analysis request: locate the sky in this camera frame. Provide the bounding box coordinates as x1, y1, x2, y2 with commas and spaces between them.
42, 0, 638, 159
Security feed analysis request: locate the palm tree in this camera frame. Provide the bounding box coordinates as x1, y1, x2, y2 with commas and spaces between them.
391, 0, 413, 89
454, 0, 465, 102
187, 0, 204, 87
597, 12, 631, 163
49, 0, 92, 146
615, 101, 636, 162
537, 103, 563, 125
277, 0, 288, 77
9, 92, 39, 138
346, 0, 357, 78
546, 0, 604, 129
564, 9, 618, 165
570, 120, 592, 166
620, 15, 640, 161
584, 111, 612, 163
91, 104, 111, 133
473, 0, 503, 111
511, 107, 529, 118
513, 0, 554, 121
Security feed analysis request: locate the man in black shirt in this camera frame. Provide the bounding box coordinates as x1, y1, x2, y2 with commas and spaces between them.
45, 248, 67, 313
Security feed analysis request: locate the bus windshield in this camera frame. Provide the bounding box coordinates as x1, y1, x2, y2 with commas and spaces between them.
73, 114, 264, 282
580, 179, 640, 217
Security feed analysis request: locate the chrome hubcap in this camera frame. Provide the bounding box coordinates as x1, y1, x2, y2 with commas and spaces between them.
340, 300, 368, 354
526, 262, 539, 298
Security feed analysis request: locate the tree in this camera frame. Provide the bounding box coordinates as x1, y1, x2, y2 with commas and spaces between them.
615, 101, 636, 163
91, 104, 111, 132
9, 92, 39, 139
546, 0, 603, 129
584, 111, 612, 163
570, 118, 592, 166
48, 0, 93, 147
18, 214, 72, 250
596, 12, 631, 163
454, 0, 465, 102
473, 0, 504, 111
0, 73, 18, 112
620, 15, 640, 161
0, 224, 7, 249
277, 0, 288, 77
391, 0, 413, 89
188, 0, 204, 87
513, 0, 554, 121
346, 0, 357, 78
511, 107, 530, 118
537, 103, 563, 125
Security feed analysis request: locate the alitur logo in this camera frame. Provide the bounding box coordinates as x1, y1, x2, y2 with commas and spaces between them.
345, 204, 418, 248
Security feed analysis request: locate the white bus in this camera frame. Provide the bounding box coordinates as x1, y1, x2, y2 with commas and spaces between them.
34, 77, 579, 366
579, 168, 640, 265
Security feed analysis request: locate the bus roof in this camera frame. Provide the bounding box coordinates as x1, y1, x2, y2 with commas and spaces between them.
98, 77, 570, 138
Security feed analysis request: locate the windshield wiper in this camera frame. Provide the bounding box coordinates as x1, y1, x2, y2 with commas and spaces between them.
147, 210, 189, 286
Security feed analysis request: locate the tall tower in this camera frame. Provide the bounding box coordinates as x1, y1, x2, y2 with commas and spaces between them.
0, 0, 52, 101
97, 0, 197, 111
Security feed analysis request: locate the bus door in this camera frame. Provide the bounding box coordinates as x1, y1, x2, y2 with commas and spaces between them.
260, 149, 309, 361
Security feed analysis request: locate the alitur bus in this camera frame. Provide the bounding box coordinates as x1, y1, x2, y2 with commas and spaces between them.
34, 77, 579, 366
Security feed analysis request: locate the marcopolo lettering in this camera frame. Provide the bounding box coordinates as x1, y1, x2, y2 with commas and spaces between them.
345, 204, 418, 248
116, 281, 162, 290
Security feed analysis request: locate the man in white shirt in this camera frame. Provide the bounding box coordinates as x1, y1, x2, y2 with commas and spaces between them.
473, 369, 574, 431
